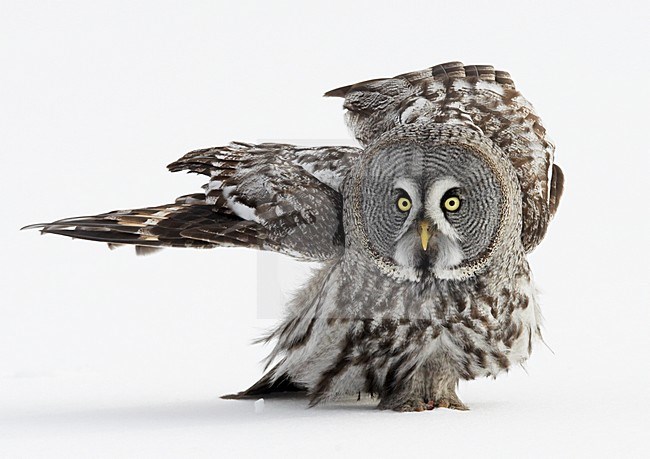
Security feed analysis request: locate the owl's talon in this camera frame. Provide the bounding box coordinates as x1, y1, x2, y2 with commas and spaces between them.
425, 396, 469, 411
433, 398, 469, 411
383, 395, 468, 412
387, 399, 429, 412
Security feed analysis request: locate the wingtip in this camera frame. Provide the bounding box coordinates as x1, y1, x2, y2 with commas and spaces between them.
166, 161, 180, 172
220, 391, 250, 400
20, 223, 46, 231
323, 85, 352, 98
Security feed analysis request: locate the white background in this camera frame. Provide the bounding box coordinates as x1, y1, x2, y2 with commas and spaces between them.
1, 1, 648, 457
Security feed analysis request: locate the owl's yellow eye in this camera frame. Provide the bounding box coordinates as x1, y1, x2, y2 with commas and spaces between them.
443, 196, 461, 212
397, 197, 412, 212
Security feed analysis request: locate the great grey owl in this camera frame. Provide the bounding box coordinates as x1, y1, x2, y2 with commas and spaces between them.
26, 61, 564, 411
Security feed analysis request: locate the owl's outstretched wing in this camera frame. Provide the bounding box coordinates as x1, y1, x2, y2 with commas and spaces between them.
326, 61, 563, 252
25, 143, 362, 261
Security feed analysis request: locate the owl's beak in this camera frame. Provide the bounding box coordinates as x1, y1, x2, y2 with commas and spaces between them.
418, 220, 434, 251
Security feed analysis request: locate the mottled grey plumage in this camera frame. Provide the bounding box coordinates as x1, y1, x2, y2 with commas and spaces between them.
26, 62, 563, 411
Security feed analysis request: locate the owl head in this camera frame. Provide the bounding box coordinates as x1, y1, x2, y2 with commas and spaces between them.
345, 123, 522, 281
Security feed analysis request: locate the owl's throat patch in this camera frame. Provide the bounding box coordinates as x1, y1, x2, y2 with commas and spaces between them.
417, 232, 455, 274
392, 227, 455, 276
416, 249, 432, 272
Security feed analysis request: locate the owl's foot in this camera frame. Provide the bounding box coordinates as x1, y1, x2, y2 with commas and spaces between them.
385, 398, 430, 412
378, 391, 469, 412
376, 359, 470, 412
426, 394, 469, 411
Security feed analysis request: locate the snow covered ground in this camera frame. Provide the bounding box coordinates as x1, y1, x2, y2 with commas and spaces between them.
1, 368, 647, 457
1, 1, 648, 457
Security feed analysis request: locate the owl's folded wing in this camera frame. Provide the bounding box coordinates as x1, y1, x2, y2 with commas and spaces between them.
24, 143, 362, 261
326, 61, 563, 252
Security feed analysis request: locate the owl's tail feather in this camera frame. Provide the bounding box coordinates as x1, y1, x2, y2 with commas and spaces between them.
22, 194, 265, 253
221, 363, 306, 400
